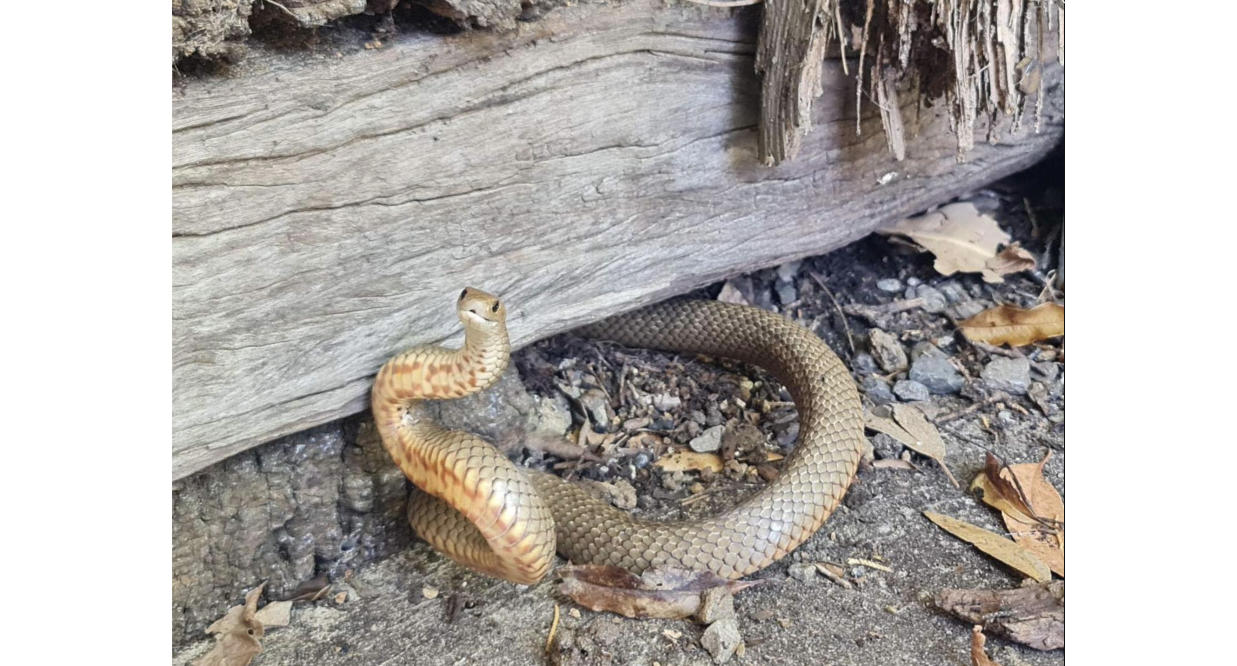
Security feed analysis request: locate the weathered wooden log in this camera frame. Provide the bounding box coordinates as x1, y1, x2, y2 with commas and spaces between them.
172, 0, 1063, 479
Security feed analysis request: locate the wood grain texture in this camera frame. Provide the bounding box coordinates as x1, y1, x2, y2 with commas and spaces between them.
172, 0, 1063, 479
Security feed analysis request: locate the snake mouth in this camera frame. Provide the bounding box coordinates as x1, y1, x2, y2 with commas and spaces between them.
462, 309, 497, 325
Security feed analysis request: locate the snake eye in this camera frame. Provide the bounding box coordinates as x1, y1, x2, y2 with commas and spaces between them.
491, 301, 500, 313
459, 288, 468, 301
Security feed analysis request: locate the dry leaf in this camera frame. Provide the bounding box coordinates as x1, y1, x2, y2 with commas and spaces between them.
252, 600, 291, 628
936, 581, 1065, 651
977, 452, 1064, 577
864, 405, 959, 487
654, 450, 723, 474
984, 242, 1036, 278
923, 511, 1051, 582
878, 202, 1015, 283
958, 304, 1064, 347
196, 584, 266, 666
971, 625, 1002, 666
559, 565, 762, 619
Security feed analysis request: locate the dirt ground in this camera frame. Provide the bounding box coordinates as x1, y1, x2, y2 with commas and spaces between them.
173, 153, 1063, 665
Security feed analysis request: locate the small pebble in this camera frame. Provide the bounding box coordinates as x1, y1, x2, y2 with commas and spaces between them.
861, 376, 895, 405
696, 588, 736, 624
915, 285, 948, 313
776, 282, 797, 305
777, 260, 801, 282
421, 587, 438, 600
981, 357, 1032, 395
868, 329, 908, 373
852, 352, 879, 374
788, 562, 818, 583
938, 281, 966, 304
653, 394, 681, 411
876, 278, 902, 293
700, 617, 742, 664
689, 425, 725, 453
908, 346, 964, 394
907, 277, 921, 287
632, 451, 652, 469
893, 380, 930, 402
1032, 361, 1060, 383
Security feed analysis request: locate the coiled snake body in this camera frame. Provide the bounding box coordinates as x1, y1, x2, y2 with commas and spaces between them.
372, 288, 864, 584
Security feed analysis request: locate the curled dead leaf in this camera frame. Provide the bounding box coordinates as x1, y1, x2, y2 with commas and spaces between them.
878, 202, 1019, 283
923, 511, 1051, 583
984, 242, 1036, 279
558, 565, 763, 619
958, 303, 1064, 347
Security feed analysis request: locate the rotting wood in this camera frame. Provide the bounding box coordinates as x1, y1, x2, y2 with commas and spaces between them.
172, 0, 1063, 479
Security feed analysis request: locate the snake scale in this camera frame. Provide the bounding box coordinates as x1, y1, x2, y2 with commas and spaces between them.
372, 288, 864, 584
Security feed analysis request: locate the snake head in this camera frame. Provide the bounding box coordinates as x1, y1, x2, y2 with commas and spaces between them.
457, 287, 507, 329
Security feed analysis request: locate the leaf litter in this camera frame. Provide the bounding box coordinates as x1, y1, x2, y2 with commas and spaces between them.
558, 565, 763, 620
923, 511, 1051, 583
971, 452, 1064, 577
877, 203, 1036, 283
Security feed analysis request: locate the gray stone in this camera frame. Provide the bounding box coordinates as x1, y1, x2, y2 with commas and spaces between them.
867, 329, 908, 373
528, 394, 572, 437
908, 346, 964, 394
938, 281, 967, 303
776, 281, 798, 305
915, 285, 948, 313
907, 277, 921, 287
982, 357, 1032, 395
690, 425, 725, 452
893, 380, 930, 402
787, 562, 818, 582
860, 376, 895, 405
696, 588, 737, 624
876, 278, 902, 293
852, 352, 879, 375
701, 617, 743, 664
1032, 361, 1061, 383
653, 393, 682, 411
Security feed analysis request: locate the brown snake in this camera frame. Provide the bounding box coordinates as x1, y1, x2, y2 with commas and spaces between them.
372, 288, 864, 584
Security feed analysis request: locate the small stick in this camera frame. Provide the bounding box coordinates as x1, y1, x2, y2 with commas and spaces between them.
545, 603, 561, 654
934, 392, 1012, 424
808, 271, 856, 357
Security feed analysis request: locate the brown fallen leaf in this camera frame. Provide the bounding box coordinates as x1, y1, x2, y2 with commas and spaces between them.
971, 625, 1002, 666
877, 202, 1017, 283
936, 581, 1065, 651
972, 452, 1064, 577
558, 565, 763, 619
958, 303, 1064, 347
195, 583, 266, 666
923, 511, 1051, 582
864, 405, 959, 487
654, 450, 723, 474
984, 242, 1036, 279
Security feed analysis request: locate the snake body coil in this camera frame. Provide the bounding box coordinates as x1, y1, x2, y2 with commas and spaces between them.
372, 288, 864, 584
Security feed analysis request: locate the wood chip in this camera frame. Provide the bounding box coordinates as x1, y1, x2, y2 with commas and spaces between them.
846, 557, 892, 573
654, 450, 723, 473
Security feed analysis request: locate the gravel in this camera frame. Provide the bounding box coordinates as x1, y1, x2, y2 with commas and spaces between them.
915, 285, 949, 313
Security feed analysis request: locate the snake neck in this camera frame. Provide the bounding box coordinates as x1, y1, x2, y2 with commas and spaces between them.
371, 320, 511, 475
